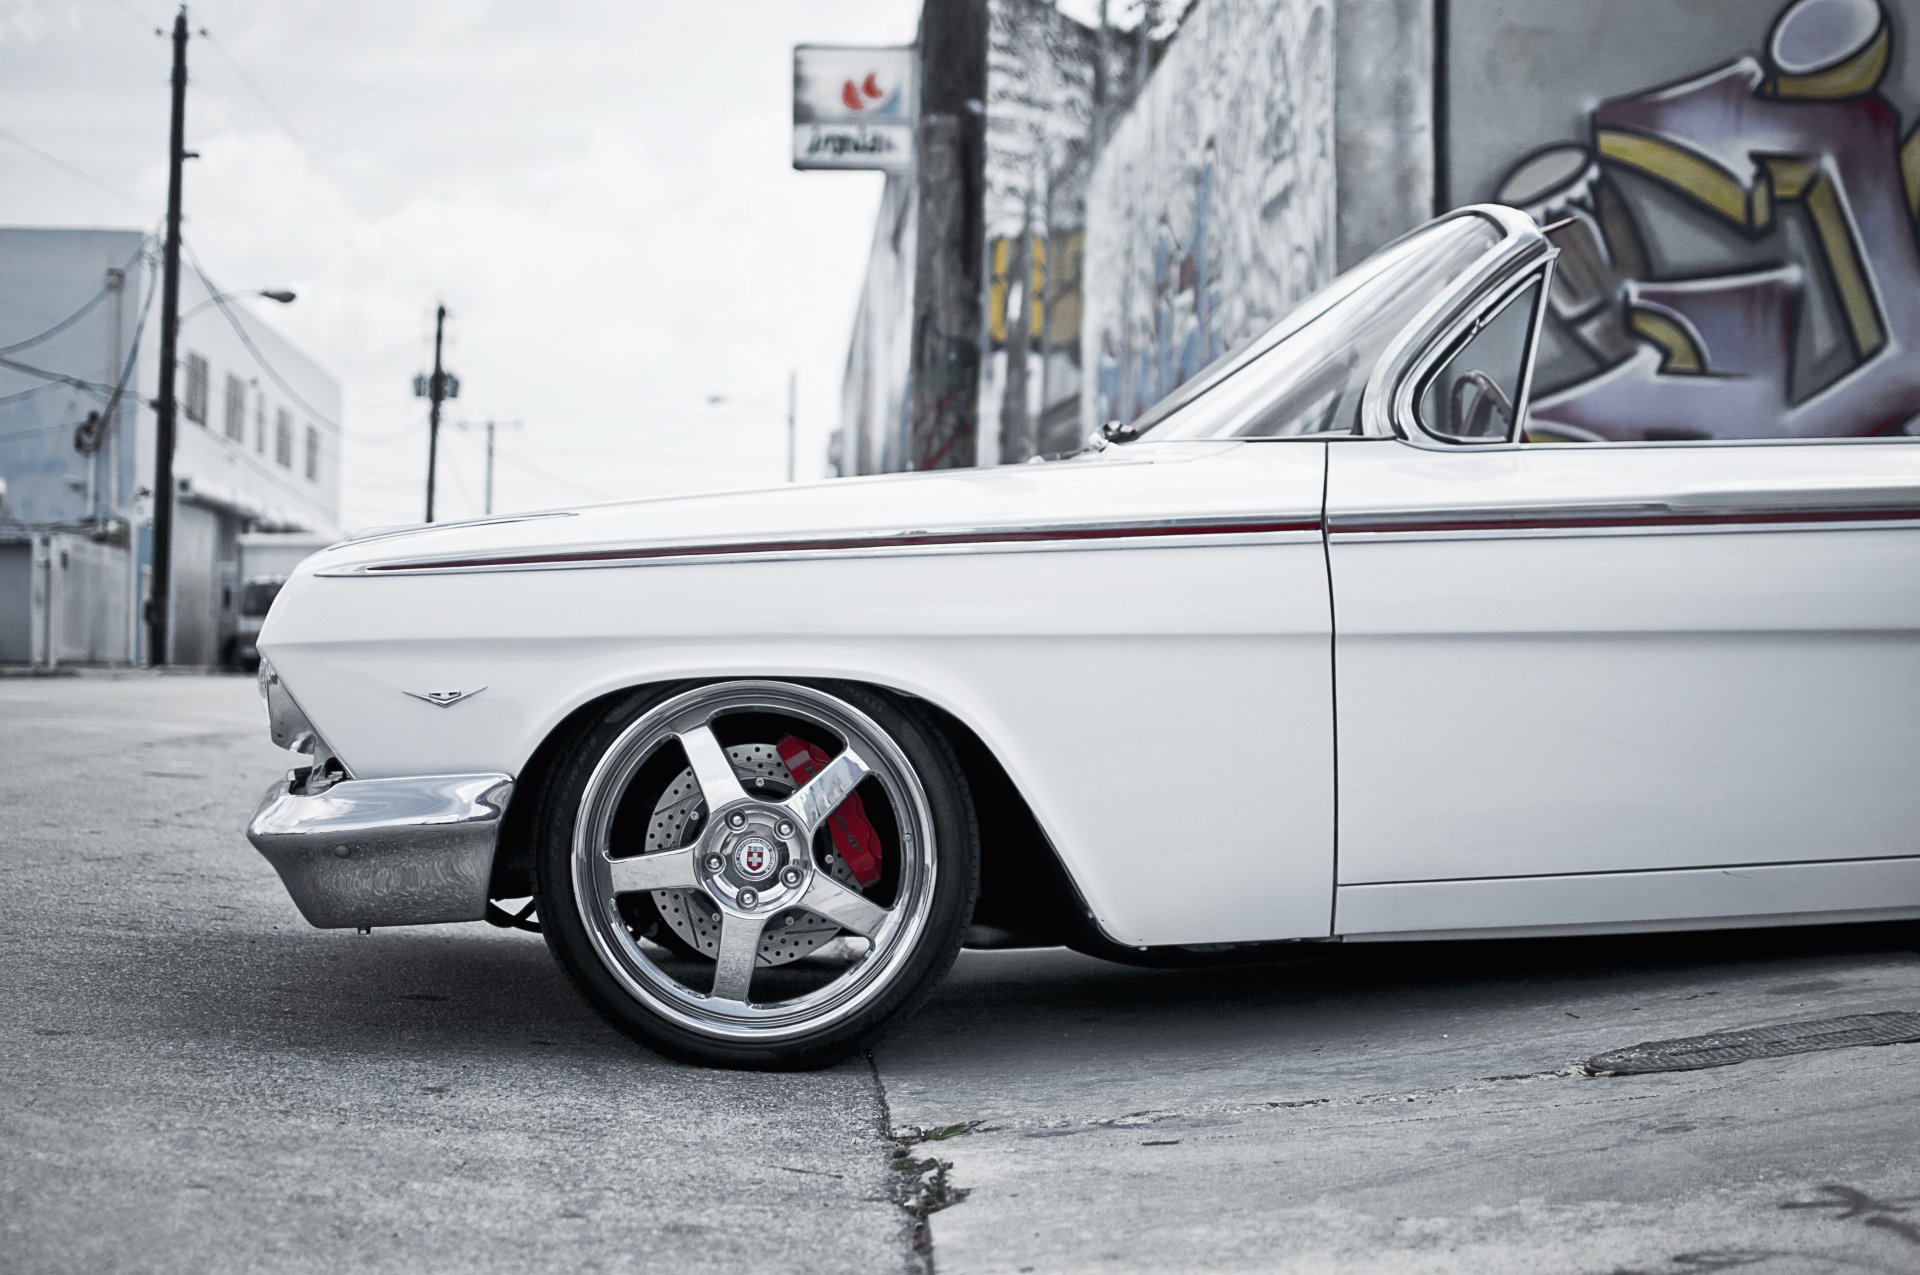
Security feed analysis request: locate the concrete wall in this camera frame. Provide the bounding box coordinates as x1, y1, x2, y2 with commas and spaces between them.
1334, 0, 1435, 268
840, 173, 918, 476
1080, 0, 1338, 433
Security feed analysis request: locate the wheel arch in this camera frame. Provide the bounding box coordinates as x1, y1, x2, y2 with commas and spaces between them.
487, 675, 1104, 953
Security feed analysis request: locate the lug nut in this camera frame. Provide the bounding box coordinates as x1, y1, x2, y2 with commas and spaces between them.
703, 853, 724, 873
780, 866, 803, 888
728, 811, 746, 829
776, 820, 795, 839
737, 888, 759, 908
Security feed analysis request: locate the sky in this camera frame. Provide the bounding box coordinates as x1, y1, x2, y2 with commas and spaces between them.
0, 0, 925, 529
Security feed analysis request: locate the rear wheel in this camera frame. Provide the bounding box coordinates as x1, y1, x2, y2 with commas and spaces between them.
532, 679, 977, 1069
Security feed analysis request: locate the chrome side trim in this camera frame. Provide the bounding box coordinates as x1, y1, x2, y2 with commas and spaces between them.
1331, 494, 1920, 540
316, 514, 1326, 576
246, 772, 513, 929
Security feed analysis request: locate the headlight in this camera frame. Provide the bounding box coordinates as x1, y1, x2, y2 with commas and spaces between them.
259, 660, 318, 754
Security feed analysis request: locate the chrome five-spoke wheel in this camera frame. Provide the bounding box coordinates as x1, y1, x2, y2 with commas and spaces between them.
534, 680, 977, 1068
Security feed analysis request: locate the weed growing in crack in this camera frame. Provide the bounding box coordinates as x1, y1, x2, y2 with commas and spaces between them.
890, 1128, 975, 1218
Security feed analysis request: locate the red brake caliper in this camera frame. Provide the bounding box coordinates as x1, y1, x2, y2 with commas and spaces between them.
776, 735, 882, 887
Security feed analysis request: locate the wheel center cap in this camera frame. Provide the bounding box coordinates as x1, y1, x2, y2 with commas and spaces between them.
732, 835, 778, 882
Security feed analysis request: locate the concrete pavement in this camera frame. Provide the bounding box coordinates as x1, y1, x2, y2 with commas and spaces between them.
876, 938, 1920, 1273
0, 674, 911, 1275
4, 674, 1917, 1274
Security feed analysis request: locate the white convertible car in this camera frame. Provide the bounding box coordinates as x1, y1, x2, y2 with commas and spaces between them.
248, 205, 1920, 1068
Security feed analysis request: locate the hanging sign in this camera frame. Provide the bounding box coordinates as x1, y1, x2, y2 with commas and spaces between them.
792, 45, 916, 171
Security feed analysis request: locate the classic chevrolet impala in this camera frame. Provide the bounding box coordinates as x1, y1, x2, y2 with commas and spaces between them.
247, 205, 1920, 1068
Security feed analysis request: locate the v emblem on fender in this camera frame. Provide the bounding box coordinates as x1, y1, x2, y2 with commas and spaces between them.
403, 687, 486, 707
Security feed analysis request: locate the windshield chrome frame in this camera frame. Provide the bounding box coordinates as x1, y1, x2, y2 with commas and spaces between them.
1360, 203, 1555, 447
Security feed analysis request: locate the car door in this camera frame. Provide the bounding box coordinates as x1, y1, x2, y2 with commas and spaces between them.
1325, 266, 1920, 935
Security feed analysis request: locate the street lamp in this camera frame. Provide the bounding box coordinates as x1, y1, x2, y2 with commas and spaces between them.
177, 288, 296, 326
706, 369, 797, 483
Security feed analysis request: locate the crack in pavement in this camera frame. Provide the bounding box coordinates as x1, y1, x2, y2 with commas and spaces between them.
868, 1050, 937, 1275
905, 1066, 1588, 1140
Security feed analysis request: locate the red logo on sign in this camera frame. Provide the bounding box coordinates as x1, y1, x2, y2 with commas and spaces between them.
841, 72, 885, 112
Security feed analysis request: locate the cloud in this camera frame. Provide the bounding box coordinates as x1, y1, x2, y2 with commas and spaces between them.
2, 0, 916, 528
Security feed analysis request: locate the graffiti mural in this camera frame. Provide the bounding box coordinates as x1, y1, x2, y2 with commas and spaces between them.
1493, 0, 1920, 440
977, 0, 1116, 464
1080, 0, 1335, 434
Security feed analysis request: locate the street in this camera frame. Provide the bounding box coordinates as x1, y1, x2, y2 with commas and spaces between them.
3, 674, 1917, 1275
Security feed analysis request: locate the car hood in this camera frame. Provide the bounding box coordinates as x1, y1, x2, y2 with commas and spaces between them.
306, 440, 1281, 575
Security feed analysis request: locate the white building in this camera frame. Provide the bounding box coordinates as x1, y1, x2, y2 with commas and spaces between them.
0, 226, 344, 666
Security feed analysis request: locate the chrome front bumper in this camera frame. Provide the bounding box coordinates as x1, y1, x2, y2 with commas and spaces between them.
246, 771, 514, 929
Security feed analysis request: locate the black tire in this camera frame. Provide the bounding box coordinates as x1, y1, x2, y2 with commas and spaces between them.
531, 679, 979, 1069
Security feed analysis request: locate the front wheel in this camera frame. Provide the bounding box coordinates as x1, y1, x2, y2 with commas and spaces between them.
532, 680, 978, 1069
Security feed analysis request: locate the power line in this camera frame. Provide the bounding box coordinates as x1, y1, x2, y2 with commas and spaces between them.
0, 127, 145, 206
197, 28, 443, 296
180, 240, 348, 435
169, 247, 353, 519
0, 381, 72, 408
200, 31, 312, 151
100, 0, 162, 33
0, 248, 154, 455
490, 443, 627, 503
0, 416, 97, 442
438, 445, 481, 518
182, 240, 422, 445
0, 354, 118, 397
75, 245, 161, 455
0, 243, 146, 357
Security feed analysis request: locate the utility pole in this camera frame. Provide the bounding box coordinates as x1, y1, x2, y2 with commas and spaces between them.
1094, 0, 1110, 149
785, 369, 797, 483
147, 6, 190, 667
454, 419, 521, 514
421, 304, 448, 522
907, 0, 989, 470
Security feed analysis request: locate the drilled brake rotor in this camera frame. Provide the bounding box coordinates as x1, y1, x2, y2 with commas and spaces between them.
643, 742, 866, 966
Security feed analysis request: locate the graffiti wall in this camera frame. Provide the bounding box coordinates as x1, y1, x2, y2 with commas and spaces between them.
977, 0, 1116, 463
1079, 0, 1335, 434
838, 0, 1115, 473
1454, 0, 1920, 439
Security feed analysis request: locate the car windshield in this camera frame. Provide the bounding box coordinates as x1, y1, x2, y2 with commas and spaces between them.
1132, 213, 1503, 441
240, 580, 283, 618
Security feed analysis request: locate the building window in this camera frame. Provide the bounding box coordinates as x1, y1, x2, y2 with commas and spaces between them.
224, 374, 247, 441
304, 425, 319, 481
183, 353, 209, 424
255, 397, 267, 452
275, 408, 293, 467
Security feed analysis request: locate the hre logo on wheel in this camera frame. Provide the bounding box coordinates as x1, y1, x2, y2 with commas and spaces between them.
734, 837, 775, 880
